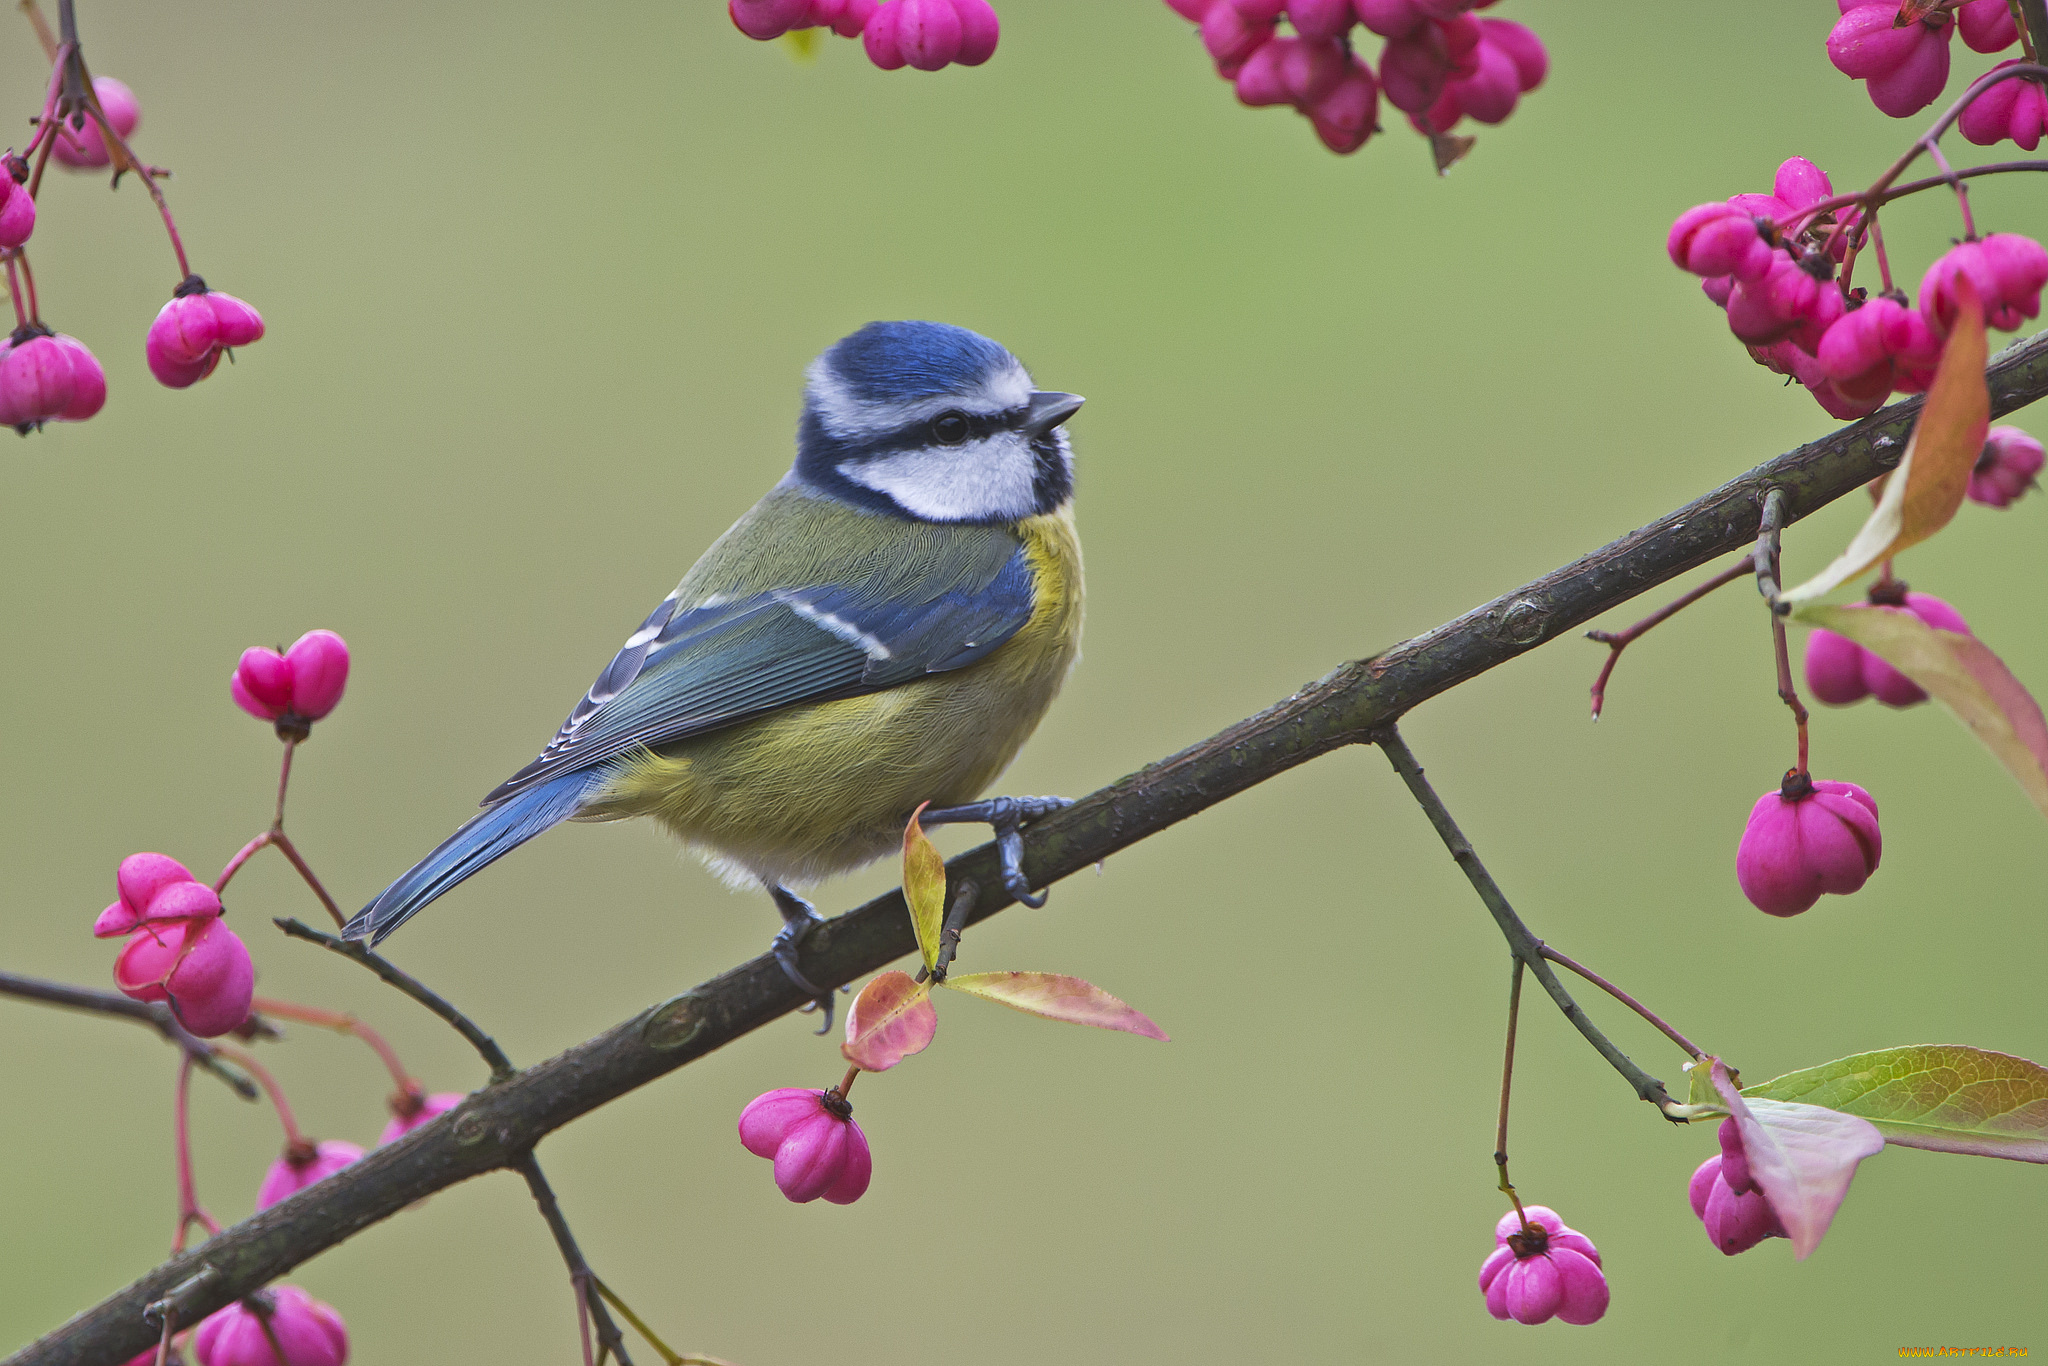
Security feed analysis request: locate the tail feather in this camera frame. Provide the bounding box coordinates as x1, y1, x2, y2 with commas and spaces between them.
343, 771, 600, 947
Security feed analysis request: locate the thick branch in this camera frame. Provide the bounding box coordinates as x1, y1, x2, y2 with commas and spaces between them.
16, 330, 2048, 1366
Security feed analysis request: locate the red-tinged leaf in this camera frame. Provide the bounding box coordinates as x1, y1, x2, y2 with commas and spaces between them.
1795, 606, 2048, 820
1780, 278, 1988, 604
1713, 1060, 1883, 1260
902, 804, 946, 973
941, 972, 1168, 1040
1745, 1045, 2048, 1163
841, 970, 937, 1072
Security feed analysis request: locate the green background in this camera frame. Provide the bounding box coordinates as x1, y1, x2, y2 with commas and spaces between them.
4, 2, 2044, 1361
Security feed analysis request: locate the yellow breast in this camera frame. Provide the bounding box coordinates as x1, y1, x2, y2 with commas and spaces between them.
593, 506, 1083, 888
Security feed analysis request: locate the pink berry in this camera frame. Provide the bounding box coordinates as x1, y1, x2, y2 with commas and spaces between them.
1816, 296, 1941, 397
1956, 0, 2020, 53
1667, 204, 1775, 282
1234, 38, 1293, 106
737, 1086, 873, 1204
1228, 0, 1288, 20
94, 853, 221, 938
376, 1091, 465, 1146
1689, 1151, 1786, 1256
1378, 20, 1455, 112
1308, 62, 1379, 154
1476, 1205, 1609, 1326
0, 174, 34, 250
1288, 0, 1355, 42
0, 330, 106, 433
256, 1139, 367, 1210
831, 0, 878, 36
864, 0, 908, 67
231, 629, 352, 728
1804, 626, 1874, 705
1278, 36, 1350, 105
193, 1286, 349, 1366
1960, 61, 2048, 150
50, 77, 139, 170
1448, 35, 1521, 124
951, 0, 999, 65
1201, 0, 1274, 77
1921, 234, 2048, 333
1970, 425, 2045, 507
146, 280, 265, 390
894, 0, 963, 69
728, 0, 811, 39
1736, 775, 1882, 917
1772, 156, 1834, 214
113, 916, 255, 1037
1478, 17, 1547, 93
1828, 4, 1953, 118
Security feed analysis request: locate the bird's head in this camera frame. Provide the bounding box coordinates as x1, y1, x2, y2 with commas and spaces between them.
794, 321, 1083, 524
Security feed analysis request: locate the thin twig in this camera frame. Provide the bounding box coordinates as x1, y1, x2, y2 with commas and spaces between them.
1585, 553, 1753, 719
1371, 726, 1684, 1118
0, 970, 257, 1100
1753, 489, 1810, 773
591, 1278, 739, 1366
1494, 958, 1528, 1231
274, 918, 516, 1082
1538, 946, 1705, 1060
516, 1154, 634, 1366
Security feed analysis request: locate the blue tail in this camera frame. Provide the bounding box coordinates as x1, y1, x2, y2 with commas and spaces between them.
343, 771, 602, 947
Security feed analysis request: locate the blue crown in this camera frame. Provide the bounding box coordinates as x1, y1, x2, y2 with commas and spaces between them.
820, 321, 1015, 404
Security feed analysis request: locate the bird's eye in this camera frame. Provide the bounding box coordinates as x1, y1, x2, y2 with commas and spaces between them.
931, 411, 971, 445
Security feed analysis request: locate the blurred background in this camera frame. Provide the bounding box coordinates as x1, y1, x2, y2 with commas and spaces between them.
4, 1, 2045, 1360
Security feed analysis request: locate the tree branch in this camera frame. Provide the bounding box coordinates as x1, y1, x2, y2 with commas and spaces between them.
0, 970, 258, 1102
15, 329, 2048, 1366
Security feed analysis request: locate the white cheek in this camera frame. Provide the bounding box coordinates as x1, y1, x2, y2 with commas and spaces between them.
841, 433, 1039, 522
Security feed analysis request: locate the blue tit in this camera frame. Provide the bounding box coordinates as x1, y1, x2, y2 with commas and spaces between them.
342, 321, 1085, 1015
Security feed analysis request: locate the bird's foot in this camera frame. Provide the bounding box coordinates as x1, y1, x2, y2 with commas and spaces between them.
918, 795, 1072, 908
768, 885, 843, 1034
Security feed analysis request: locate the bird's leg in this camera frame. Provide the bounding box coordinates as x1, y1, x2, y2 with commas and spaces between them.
917, 795, 1072, 908
768, 884, 839, 1034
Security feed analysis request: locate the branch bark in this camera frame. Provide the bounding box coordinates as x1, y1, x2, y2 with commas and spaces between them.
15, 329, 2048, 1366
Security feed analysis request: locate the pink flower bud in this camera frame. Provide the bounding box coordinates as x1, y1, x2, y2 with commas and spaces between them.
1772, 157, 1834, 214
95, 852, 210, 937
1922, 234, 2048, 332
1803, 625, 1874, 705
863, 0, 907, 67
894, 0, 963, 69
51, 77, 140, 170
1476, 1205, 1609, 1326
0, 175, 34, 250
257, 1139, 366, 1210
1667, 204, 1776, 282
376, 1090, 465, 1146
146, 280, 265, 389
951, 0, 1000, 64
1827, 4, 1953, 118
1201, 0, 1274, 77
113, 917, 255, 1037
1957, 0, 2019, 53
737, 1086, 873, 1204
1478, 17, 1546, 93
193, 1286, 348, 1366
1308, 62, 1379, 154
1288, 0, 1355, 41
231, 629, 352, 727
1234, 38, 1292, 106
0, 330, 106, 432
1959, 60, 2048, 150
1688, 1152, 1786, 1255
1736, 775, 1882, 916
1970, 425, 2044, 507
728, 0, 811, 39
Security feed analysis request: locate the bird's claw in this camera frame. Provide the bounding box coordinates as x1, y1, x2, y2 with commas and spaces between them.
769, 888, 838, 1033
920, 795, 1072, 909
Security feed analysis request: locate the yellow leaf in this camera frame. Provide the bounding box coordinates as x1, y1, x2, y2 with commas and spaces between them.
1778, 280, 1989, 604
1796, 605, 2048, 820
902, 804, 946, 972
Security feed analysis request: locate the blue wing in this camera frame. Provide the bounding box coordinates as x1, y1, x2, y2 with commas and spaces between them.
483, 544, 1037, 802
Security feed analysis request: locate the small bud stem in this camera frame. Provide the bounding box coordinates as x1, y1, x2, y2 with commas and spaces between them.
20, 1, 59, 61
172, 1054, 223, 1254
1925, 140, 1977, 239
250, 995, 417, 1094
1752, 489, 1810, 773
835, 1065, 861, 1099
3, 253, 27, 332
1538, 946, 1706, 1060
212, 1043, 306, 1147
1867, 212, 1896, 295
269, 831, 346, 931
1585, 554, 1754, 719
274, 737, 296, 828
213, 831, 273, 896
10, 248, 39, 325
1494, 958, 1528, 1234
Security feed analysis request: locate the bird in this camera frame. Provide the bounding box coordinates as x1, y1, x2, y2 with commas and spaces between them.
341, 321, 1085, 1019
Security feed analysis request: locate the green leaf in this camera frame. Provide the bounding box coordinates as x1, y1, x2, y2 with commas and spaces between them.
841, 971, 937, 1072
1687, 1055, 1732, 1112
902, 804, 947, 973
1743, 1045, 2048, 1163
1779, 281, 1989, 604
1794, 606, 2048, 821
1713, 1061, 1883, 1261
942, 972, 1168, 1040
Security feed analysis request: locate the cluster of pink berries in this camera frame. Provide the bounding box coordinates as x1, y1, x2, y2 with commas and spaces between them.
1827, 0, 2029, 127
1164, 0, 1546, 157
1668, 157, 2048, 420
1689, 1118, 1787, 1256
729, 0, 1001, 71
1476, 1206, 1609, 1326
1968, 425, 2045, 507
4, 58, 265, 437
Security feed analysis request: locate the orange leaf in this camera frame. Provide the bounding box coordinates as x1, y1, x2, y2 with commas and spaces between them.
942, 971, 1168, 1040
902, 804, 946, 973
841, 970, 938, 1072
1779, 278, 1988, 604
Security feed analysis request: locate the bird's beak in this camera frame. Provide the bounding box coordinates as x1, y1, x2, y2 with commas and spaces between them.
1022, 391, 1085, 436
